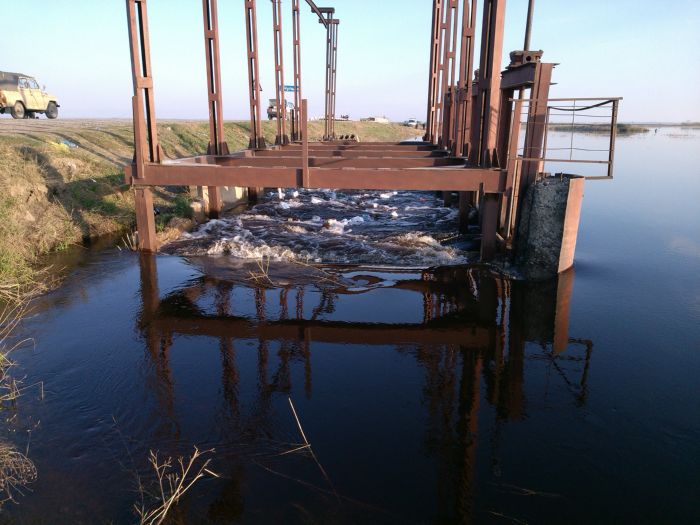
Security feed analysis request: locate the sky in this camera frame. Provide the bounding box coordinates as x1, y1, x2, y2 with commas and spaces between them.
1, 0, 699, 123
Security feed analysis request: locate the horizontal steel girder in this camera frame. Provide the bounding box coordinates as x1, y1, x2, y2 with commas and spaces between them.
216, 157, 464, 168
125, 162, 504, 193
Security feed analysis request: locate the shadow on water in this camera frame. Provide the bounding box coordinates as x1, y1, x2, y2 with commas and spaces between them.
129, 254, 592, 524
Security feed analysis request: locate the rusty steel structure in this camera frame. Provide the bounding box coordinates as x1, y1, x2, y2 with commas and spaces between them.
124, 0, 619, 271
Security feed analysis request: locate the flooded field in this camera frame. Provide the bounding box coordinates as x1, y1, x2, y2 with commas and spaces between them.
4, 127, 700, 523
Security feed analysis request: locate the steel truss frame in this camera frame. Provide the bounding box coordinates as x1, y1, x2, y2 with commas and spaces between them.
125, 0, 619, 272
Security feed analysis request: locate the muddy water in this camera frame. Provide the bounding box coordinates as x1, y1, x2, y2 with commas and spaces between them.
4, 128, 700, 523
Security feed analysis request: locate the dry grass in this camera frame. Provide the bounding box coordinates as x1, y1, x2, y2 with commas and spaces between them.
246, 256, 275, 287
246, 255, 343, 288
0, 301, 29, 403
135, 446, 218, 525
0, 441, 37, 505
0, 295, 41, 506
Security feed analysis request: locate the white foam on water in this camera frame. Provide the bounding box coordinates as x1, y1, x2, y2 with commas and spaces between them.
168, 189, 474, 267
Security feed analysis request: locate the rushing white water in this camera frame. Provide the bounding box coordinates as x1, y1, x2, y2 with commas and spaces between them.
165, 188, 478, 267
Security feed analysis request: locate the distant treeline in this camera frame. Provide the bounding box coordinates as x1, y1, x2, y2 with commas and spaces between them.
547, 123, 649, 135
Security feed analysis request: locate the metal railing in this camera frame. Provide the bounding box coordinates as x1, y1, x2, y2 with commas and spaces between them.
511, 97, 622, 179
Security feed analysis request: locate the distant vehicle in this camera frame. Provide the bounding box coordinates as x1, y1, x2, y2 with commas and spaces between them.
403, 118, 419, 127
339, 114, 350, 121
360, 116, 389, 124
267, 98, 294, 120
0, 71, 59, 119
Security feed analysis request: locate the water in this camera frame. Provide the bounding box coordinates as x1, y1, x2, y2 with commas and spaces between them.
4, 127, 700, 523
164, 188, 473, 266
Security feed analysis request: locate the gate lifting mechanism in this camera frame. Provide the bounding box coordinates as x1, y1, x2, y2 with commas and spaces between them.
124, 0, 620, 271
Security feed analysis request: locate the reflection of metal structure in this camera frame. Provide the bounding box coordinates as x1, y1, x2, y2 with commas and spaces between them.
124, 0, 618, 271
136, 254, 593, 520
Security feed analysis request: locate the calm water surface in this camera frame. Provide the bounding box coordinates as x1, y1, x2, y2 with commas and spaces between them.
5, 128, 700, 523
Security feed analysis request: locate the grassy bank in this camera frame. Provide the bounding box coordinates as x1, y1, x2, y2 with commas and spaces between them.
0, 119, 421, 289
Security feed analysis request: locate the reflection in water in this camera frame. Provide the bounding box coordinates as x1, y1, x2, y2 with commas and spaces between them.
136, 255, 592, 523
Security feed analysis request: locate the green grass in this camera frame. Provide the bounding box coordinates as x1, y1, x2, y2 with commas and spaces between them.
0, 119, 423, 290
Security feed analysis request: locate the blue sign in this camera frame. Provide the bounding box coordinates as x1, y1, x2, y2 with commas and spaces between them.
284, 85, 298, 92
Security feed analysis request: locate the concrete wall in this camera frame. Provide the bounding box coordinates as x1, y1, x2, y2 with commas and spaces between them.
189, 186, 248, 222
514, 175, 585, 280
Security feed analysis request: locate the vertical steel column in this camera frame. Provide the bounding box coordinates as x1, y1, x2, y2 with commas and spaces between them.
329, 20, 339, 140
202, 0, 227, 218
443, 0, 459, 147
323, 15, 331, 140
519, 63, 553, 190
509, 62, 553, 243
322, 14, 338, 140
244, 0, 265, 149
453, 0, 476, 156
424, 0, 443, 144
126, 0, 160, 252
455, 0, 477, 233
470, 0, 506, 167
271, 0, 288, 145
292, 0, 303, 141
473, 0, 506, 261
301, 99, 309, 187
607, 99, 618, 178
501, 97, 523, 238
436, 0, 458, 147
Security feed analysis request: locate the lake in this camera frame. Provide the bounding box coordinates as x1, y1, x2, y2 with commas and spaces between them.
5, 127, 700, 523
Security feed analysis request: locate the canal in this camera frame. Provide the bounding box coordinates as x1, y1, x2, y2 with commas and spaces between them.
5, 127, 700, 523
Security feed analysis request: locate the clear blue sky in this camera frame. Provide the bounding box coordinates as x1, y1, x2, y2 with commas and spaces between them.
1, 0, 698, 122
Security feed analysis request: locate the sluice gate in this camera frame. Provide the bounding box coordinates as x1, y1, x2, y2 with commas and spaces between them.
124, 0, 619, 273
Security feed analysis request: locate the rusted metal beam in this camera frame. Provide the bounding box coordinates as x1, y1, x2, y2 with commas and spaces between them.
330, 20, 338, 140
305, 0, 329, 27
424, 0, 443, 144
217, 157, 464, 168
519, 63, 553, 189
291, 0, 303, 141
126, 0, 161, 167
251, 148, 448, 158
470, 0, 506, 167
322, 17, 339, 140
202, 0, 227, 218
244, 0, 265, 149
437, 0, 459, 148
127, 163, 504, 193
500, 62, 539, 90
134, 188, 157, 252
480, 192, 499, 260
271, 0, 288, 145
301, 99, 309, 185
558, 177, 585, 273
202, 0, 228, 157
126, 0, 160, 252
284, 143, 438, 151
501, 97, 523, 238
453, 0, 477, 157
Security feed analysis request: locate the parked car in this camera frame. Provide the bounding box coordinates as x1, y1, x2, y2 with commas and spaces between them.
0, 71, 59, 119
403, 118, 419, 127
267, 98, 295, 120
